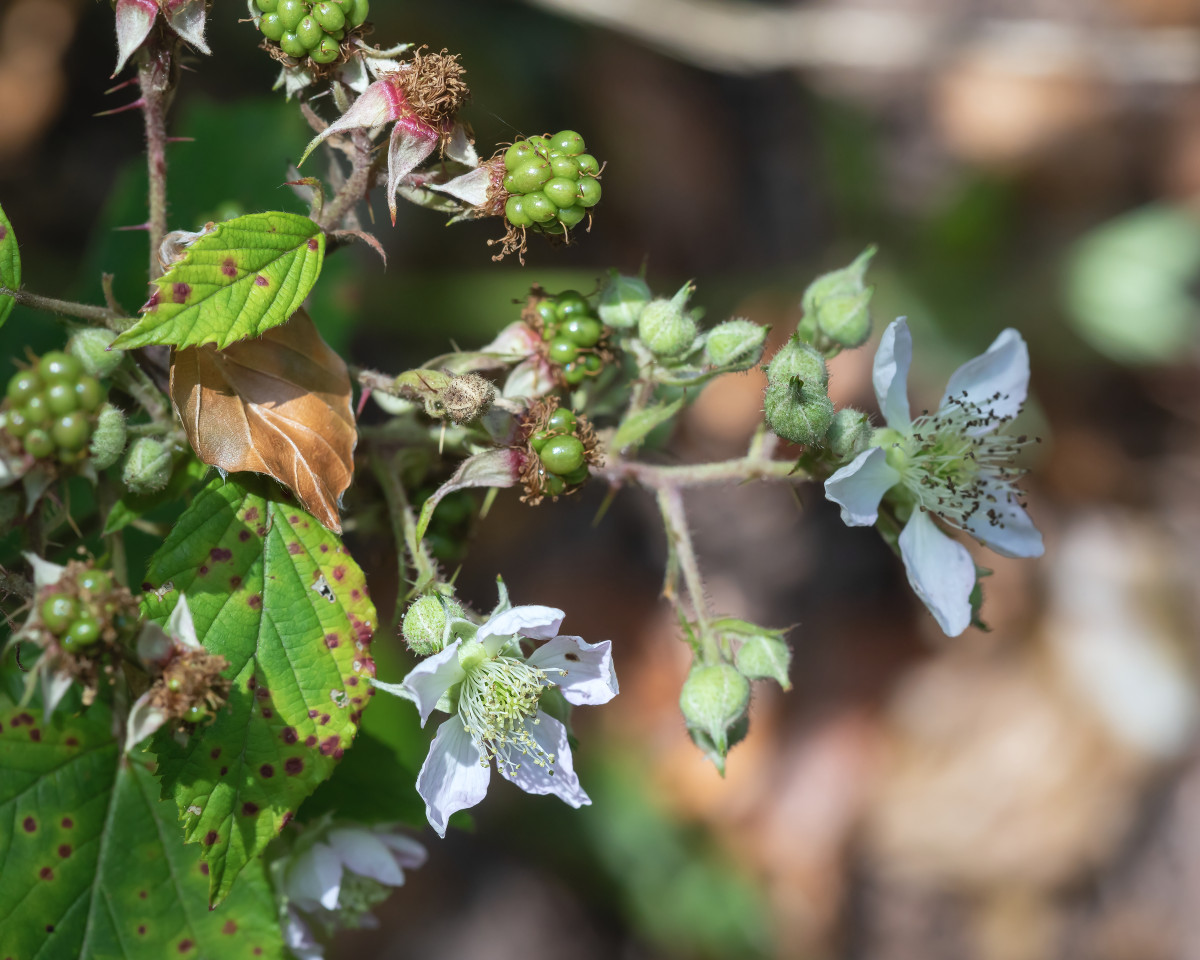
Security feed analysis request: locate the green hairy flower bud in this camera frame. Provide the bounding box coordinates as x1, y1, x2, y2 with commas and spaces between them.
402, 594, 462, 656
121, 437, 172, 494
825, 407, 872, 461
638, 282, 697, 358
88, 404, 127, 469
767, 338, 828, 389
764, 377, 834, 447
801, 245, 875, 350
679, 663, 750, 757
704, 319, 768, 368
734, 633, 792, 690
597, 271, 651, 329
67, 328, 123, 378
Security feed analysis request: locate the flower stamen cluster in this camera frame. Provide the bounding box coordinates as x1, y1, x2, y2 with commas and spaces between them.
457, 648, 556, 775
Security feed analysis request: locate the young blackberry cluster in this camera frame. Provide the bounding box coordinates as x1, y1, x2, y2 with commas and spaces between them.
255, 0, 368, 64
1, 352, 106, 465
519, 398, 602, 504
501, 131, 602, 237
528, 289, 610, 386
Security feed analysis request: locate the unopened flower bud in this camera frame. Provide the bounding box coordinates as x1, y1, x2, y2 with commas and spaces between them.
439, 374, 495, 425
679, 663, 750, 756
597, 271, 651, 329
638, 282, 698, 359
764, 378, 834, 447
802, 246, 875, 350
402, 594, 462, 657
704, 319, 768, 368
68, 328, 123, 379
122, 437, 172, 494
734, 633, 792, 690
767, 339, 828, 389
89, 404, 127, 470
824, 407, 872, 461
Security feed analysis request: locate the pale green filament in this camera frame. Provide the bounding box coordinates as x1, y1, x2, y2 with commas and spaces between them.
458, 653, 554, 776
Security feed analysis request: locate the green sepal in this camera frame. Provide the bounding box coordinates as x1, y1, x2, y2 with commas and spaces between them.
0, 200, 20, 329
611, 396, 684, 453
111, 212, 325, 350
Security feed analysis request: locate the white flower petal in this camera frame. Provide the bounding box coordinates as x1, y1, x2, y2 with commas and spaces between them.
284, 907, 324, 960
399, 640, 465, 727
963, 491, 1044, 559
873, 318, 913, 430
386, 119, 439, 226
373, 830, 428, 869
497, 712, 590, 808
898, 510, 977, 637
940, 328, 1029, 426
527, 637, 618, 705
328, 828, 406, 887
286, 842, 344, 912
824, 447, 900, 527
167, 595, 201, 649
23, 552, 65, 591
417, 714, 491, 838
478, 606, 565, 645
124, 692, 167, 753
41, 670, 75, 723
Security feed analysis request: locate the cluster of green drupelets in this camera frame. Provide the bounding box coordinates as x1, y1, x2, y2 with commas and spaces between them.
254, 0, 368, 64
529, 407, 589, 497
532, 289, 609, 386
39, 569, 120, 653
1, 352, 105, 465
502, 131, 602, 236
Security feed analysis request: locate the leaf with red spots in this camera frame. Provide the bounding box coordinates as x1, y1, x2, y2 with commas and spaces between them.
0, 689, 284, 959
0, 200, 19, 329
110, 211, 325, 351
169, 310, 356, 532
142, 474, 377, 905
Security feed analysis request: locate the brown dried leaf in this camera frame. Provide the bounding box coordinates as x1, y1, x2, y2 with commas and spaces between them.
169, 310, 356, 532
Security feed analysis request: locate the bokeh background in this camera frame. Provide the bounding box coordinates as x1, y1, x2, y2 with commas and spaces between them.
4, 0, 1200, 958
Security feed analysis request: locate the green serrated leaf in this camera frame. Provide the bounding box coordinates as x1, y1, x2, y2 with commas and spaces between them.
111, 212, 325, 351
0, 201, 20, 329
612, 397, 685, 452
144, 475, 377, 905
0, 696, 284, 960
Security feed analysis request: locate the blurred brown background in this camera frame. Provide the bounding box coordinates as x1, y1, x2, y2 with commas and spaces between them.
4, 0, 1200, 958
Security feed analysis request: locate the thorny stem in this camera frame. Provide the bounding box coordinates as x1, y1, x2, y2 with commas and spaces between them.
317, 130, 375, 232
137, 44, 175, 282
596, 453, 800, 489
112, 363, 171, 424
0, 286, 127, 330
369, 449, 441, 633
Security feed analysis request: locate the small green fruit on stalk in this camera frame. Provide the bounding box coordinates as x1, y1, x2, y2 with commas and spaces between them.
679, 662, 750, 767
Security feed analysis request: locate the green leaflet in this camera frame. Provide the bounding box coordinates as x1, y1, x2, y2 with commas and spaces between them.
144, 475, 377, 906
611, 397, 684, 452
111, 212, 325, 351
0, 200, 20, 329
0, 696, 283, 960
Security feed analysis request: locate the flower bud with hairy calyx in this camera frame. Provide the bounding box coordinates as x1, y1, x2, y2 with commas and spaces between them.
704, 319, 768, 368
767, 338, 828, 389
68, 328, 122, 378
122, 437, 171, 494
402, 594, 462, 656
88, 404, 127, 470
825, 407, 872, 462
764, 338, 833, 446
638, 282, 698, 358
597, 271, 651, 329
800, 245, 875, 351
679, 662, 750, 757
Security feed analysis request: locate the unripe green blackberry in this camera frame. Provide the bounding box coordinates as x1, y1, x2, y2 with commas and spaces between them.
597, 272, 650, 329
256, 0, 361, 63
638, 282, 698, 359
89, 404, 127, 470
2, 353, 107, 466
68, 328, 123, 378
679, 663, 750, 756
764, 377, 834, 447
704, 319, 768, 367
402, 594, 462, 656
501, 131, 602, 236
122, 437, 172, 494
